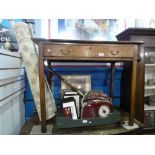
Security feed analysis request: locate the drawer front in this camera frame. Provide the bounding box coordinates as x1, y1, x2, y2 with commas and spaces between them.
43, 44, 135, 58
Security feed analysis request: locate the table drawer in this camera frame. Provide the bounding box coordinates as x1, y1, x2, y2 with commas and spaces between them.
43, 44, 135, 58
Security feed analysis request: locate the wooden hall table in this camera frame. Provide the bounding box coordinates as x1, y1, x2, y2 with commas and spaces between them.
34, 39, 143, 133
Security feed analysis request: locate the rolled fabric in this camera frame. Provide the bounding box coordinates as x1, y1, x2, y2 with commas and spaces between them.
13, 22, 56, 120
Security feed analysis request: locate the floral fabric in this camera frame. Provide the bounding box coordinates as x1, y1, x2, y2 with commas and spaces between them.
13, 22, 56, 120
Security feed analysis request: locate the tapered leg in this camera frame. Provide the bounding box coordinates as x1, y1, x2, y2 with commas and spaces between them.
39, 43, 47, 133
129, 48, 137, 125
110, 62, 115, 100
47, 60, 52, 89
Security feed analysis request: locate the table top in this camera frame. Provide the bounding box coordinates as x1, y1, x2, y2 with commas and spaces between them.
33, 38, 144, 45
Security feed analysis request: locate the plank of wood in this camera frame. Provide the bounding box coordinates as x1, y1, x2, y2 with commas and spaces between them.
0, 91, 25, 134
0, 49, 21, 58
0, 79, 25, 101
0, 88, 25, 108
0, 76, 24, 86
0, 54, 23, 69
0, 69, 25, 80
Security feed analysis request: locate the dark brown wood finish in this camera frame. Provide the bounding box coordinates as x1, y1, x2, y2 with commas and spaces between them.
129, 46, 138, 125
34, 38, 143, 45
116, 28, 153, 129
36, 39, 143, 133
47, 60, 52, 89
120, 61, 132, 114
136, 46, 144, 122
43, 44, 134, 58
110, 62, 115, 99
116, 28, 155, 40
38, 43, 47, 133
117, 29, 145, 123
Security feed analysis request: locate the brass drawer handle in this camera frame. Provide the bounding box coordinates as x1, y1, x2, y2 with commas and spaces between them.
111, 50, 119, 55
60, 49, 72, 55
47, 49, 51, 52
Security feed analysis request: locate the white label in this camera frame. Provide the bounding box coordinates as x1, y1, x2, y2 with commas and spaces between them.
82, 120, 88, 123
99, 53, 104, 57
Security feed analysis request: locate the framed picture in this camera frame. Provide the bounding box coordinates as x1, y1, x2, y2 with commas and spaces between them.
61, 75, 91, 95
48, 19, 124, 41
62, 97, 78, 120
63, 89, 81, 118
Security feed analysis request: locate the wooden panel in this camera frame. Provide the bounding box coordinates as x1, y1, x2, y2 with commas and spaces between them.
0, 69, 25, 80
0, 54, 23, 69
0, 90, 25, 134
44, 44, 134, 58
0, 49, 25, 135
0, 49, 21, 58
116, 28, 145, 124
0, 87, 25, 108
131, 36, 155, 46
0, 76, 24, 86
0, 79, 25, 101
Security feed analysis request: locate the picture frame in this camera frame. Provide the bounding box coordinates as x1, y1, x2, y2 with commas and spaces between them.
62, 97, 78, 120
61, 75, 91, 95
63, 89, 81, 118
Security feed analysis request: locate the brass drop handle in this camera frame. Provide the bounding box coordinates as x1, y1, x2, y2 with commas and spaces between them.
111, 50, 119, 55
60, 49, 72, 55
47, 49, 51, 52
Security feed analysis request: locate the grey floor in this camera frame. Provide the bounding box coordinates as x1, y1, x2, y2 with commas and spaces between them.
20, 112, 155, 135
20, 112, 55, 135
29, 125, 53, 135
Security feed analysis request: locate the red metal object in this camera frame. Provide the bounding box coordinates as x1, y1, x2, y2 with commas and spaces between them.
82, 101, 113, 119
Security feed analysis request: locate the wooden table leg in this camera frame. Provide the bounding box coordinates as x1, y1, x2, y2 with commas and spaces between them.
39, 43, 47, 133
47, 60, 52, 89
129, 48, 137, 126
110, 62, 115, 100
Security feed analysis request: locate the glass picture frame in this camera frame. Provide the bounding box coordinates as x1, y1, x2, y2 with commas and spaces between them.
61, 75, 91, 95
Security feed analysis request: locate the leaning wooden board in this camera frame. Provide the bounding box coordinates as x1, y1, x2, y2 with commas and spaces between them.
0, 49, 25, 134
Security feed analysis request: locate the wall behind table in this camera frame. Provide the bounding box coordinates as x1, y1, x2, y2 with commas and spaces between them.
25, 63, 123, 119
51, 64, 123, 107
